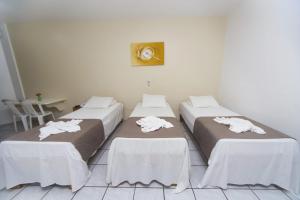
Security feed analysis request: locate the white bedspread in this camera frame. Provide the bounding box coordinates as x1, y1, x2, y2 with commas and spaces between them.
0, 141, 89, 192
107, 102, 190, 193
198, 139, 300, 195
179, 101, 300, 196
107, 138, 190, 193
0, 103, 123, 191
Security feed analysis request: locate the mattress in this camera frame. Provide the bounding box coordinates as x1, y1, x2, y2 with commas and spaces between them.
106, 102, 190, 193
0, 102, 123, 192
179, 101, 300, 195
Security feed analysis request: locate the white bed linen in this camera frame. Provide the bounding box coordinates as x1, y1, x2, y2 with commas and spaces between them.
62, 102, 123, 138
130, 102, 175, 118
0, 142, 89, 192
179, 101, 300, 195
107, 102, 190, 193
179, 101, 240, 132
0, 103, 123, 191
199, 139, 300, 194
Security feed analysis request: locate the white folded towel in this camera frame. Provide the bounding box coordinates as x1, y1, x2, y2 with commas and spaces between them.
136, 116, 174, 133
213, 117, 266, 134
39, 119, 83, 140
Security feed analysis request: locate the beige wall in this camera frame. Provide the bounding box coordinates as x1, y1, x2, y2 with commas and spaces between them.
8, 17, 226, 117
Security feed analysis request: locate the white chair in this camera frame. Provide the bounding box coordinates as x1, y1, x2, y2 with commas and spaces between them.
1, 99, 29, 132
21, 100, 55, 128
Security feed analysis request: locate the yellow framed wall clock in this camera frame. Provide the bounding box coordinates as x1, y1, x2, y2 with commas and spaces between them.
131, 42, 164, 66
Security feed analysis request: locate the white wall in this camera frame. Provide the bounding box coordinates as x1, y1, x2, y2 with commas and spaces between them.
219, 0, 300, 140
8, 17, 226, 117
0, 39, 17, 125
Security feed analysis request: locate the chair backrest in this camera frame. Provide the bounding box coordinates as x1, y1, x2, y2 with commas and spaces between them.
21, 100, 45, 116
1, 99, 24, 116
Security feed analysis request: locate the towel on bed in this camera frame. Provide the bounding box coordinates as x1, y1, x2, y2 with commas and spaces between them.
136, 116, 174, 133
39, 120, 83, 140
214, 117, 265, 134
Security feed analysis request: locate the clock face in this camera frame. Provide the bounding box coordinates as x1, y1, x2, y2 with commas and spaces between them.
139, 47, 154, 61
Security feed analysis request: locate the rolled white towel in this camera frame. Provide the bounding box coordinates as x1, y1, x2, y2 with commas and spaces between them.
136, 116, 174, 133
39, 120, 83, 140
214, 117, 265, 134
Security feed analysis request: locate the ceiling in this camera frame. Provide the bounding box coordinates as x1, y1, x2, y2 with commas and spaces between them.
0, 0, 241, 21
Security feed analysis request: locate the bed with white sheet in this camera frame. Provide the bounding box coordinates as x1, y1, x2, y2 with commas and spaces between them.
62, 102, 123, 139
0, 97, 123, 192
179, 98, 300, 195
106, 95, 190, 193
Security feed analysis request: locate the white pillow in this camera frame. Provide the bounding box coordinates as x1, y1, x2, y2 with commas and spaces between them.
188, 96, 219, 107
83, 96, 115, 108
142, 94, 167, 107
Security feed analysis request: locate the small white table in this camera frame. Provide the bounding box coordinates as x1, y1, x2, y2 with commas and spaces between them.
28, 98, 67, 112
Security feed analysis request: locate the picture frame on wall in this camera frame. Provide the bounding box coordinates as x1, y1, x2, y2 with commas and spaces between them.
131, 42, 164, 66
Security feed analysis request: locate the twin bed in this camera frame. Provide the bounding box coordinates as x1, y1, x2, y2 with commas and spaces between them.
1, 95, 300, 196
107, 102, 190, 193
180, 98, 300, 194
0, 98, 123, 191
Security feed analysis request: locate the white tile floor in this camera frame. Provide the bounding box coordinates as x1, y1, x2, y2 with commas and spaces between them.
0, 126, 296, 200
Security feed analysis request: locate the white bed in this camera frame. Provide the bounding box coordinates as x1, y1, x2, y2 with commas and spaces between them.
62, 102, 123, 139
180, 101, 240, 132
106, 102, 190, 193
0, 102, 123, 192
179, 101, 300, 195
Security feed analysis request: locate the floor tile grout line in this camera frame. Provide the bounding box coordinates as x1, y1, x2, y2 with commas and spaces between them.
70, 188, 80, 200
281, 190, 293, 200
132, 185, 136, 200
85, 185, 112, 188
224, 188, 253, 190
109, 186, 136, 188
195, 187, 278, 190
82, 185, 109, 188
190, 180, 197, 200
40, 187, 53, 200
248, 188, 281, 190
221, 189, 229, 200
135, 186, 163, 188
100, 185, 109, 200
89, 150, 106, 165
250, 188, 262, 200
10, 186, 27, 200
191, 188, 197, 200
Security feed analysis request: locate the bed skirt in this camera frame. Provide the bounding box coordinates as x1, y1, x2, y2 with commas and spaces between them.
106, 138, 190, 193
198, 139, 300, 196
0, 141, 90, 191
